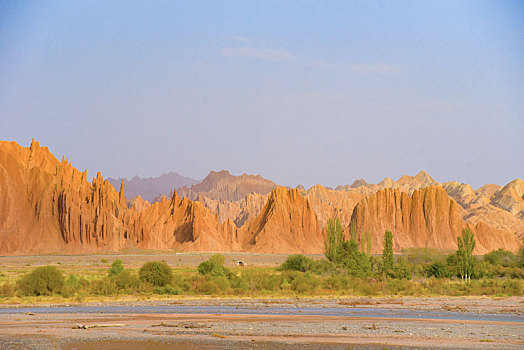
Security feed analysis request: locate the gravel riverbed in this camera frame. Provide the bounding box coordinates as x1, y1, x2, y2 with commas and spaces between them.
0, 297, 523, 349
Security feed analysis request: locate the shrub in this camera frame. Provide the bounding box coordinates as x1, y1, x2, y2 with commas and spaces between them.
323, 274, 350, 290
279, 254, 314, 272
108, 259, 124, 277
484, 249, 517, 267
197, 255, 230, 277
60, 274, 80, 298
426, 261, 448, 279
89, 277, 117, 295
291, 273, 320, 293
112, 270, 140, 290
340, 240, 371, 278
310, 259, 337, 275
210, 276, 231, 293
139, 261, 173, 287
16, 266, 65, 296
230, 275, 250, 292
502, 279, 523, 296
154, 284, 181, 295
0, 283, 15, 297
196, 279, 219, 295
172, 274, 191, 292
393, 258, 412, 280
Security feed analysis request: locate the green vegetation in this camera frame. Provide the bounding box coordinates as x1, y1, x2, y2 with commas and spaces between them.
456, 228, 476, 282
139, 261, 173, 287
16, 266, 65, 296
324, 218, 343, 263
0, 226, 523, 301
198, 254, 230, 277
382, 230, 394, 273
108, 259, 124, 277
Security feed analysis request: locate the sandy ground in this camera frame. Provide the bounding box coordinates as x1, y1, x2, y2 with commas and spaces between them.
0, 297, 523, 349
0, 252, 306, 269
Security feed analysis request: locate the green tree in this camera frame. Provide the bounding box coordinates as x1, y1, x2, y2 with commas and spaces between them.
350, 221, 357, 241
457, 228, 476, 282
426, 261, 448, 279
324, 218, 343, 263
366, 231, 372, 255
382, 230, 394, 273
340, 239, 371, 277
108, 259, 124, 277
17, 266, 65, 296
139, 261, 173, 287
198, 254, 230, 277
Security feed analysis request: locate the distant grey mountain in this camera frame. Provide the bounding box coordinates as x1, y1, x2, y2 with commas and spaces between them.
107, 172, 200, 203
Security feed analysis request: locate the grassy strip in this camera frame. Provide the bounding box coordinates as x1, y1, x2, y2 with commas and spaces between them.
1, 264, 522, 304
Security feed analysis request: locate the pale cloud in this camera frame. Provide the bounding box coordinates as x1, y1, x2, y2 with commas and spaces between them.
221, 47, 295, 62
313, 61, 405, 74
227, 36, 253, 43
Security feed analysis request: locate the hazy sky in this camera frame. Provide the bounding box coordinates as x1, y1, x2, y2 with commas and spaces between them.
1, 1, 522, 189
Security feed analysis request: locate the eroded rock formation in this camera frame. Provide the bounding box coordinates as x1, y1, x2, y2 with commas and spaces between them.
240, 187, 324, 253
349, 187, 521, 254
0, 140, 522, 255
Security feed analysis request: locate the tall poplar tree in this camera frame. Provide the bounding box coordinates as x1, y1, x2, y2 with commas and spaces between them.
382, 230, 394, 272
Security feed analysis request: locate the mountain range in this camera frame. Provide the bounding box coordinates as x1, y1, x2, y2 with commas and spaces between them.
107, 172, 199, 203
0, 139, 522, 255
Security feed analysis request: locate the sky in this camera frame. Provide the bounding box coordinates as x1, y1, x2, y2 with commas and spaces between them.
0, 1, 523, 189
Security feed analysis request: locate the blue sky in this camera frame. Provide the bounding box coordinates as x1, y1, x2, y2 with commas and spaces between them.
1, 1, 522, 188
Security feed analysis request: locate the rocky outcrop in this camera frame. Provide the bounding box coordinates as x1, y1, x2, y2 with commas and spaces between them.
0, 140, 522, 255
443, 181, 477, 209
349, 186, 521, 254
193, 192, 268, 227
0, 140, 133, 254
240, 187, 324, 253
490, 179, 524, 218
179, 170, 277, 202
132, 191, 240, 252
304, 185, 368, 228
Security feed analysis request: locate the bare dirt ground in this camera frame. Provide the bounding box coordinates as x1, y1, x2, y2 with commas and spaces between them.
0, 297, 523, 349
0, 252, 302, 269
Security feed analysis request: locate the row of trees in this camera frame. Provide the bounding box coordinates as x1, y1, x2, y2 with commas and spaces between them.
324, 218, 479, 282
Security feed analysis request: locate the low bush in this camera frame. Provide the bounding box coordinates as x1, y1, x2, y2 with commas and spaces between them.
323, 274, 350, 291
112, 269, 140, 290
61, 274, 80, 298
108, 259, 124, 277
484, 249, 517, 267
154, 284, 181, 295
198, 255, 230, 277
291, 272, 320, 293
16, 266, 65, 296
89, 277, 118, 295
279, 254, 314, 272
139, 261, 173, 287
0, 282, 16, 297
425, 261, 448, 279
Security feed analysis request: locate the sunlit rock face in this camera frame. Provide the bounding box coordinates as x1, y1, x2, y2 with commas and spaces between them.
0, 140, 522, 255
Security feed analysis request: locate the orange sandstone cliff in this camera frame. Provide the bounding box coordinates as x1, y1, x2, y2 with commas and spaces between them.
240, 187, 324, 253
0, 140, 132, 254
349, 186, 521, 254
0, 140, 522, 255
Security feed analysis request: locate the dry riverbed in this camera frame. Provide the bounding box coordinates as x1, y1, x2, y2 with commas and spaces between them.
0, 297, 523, 349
